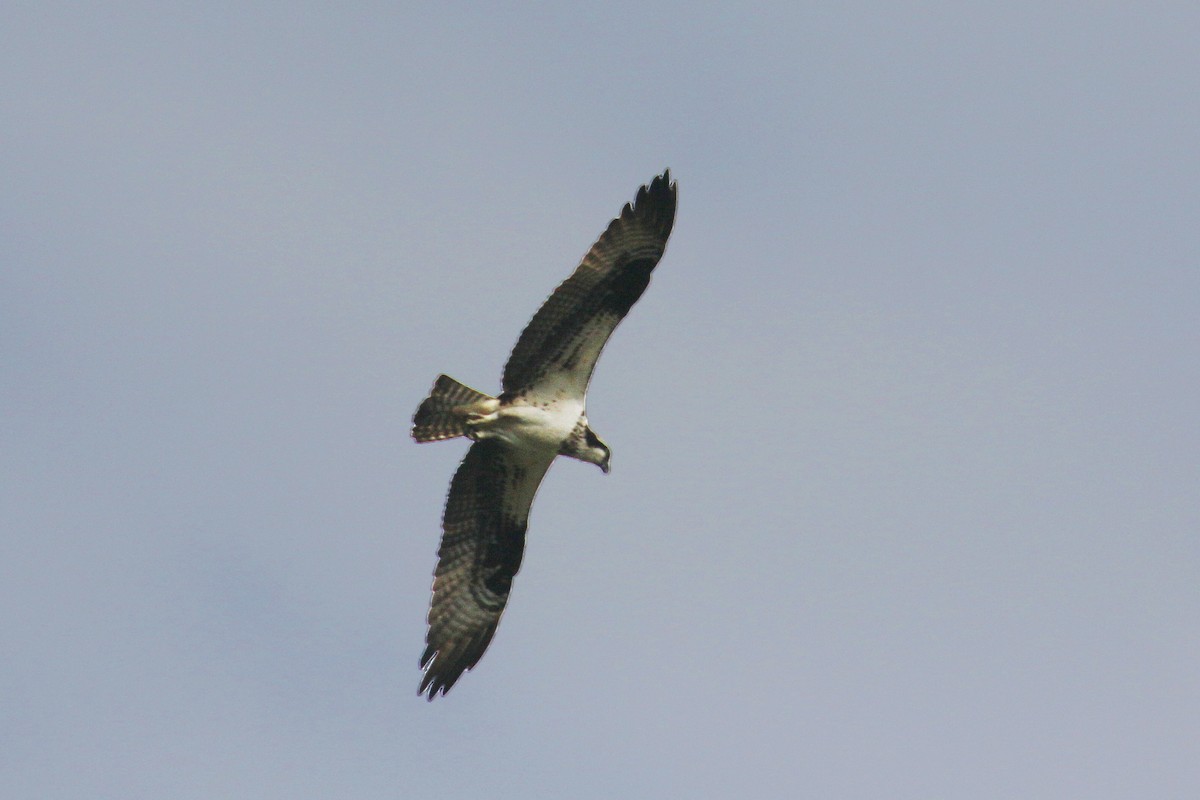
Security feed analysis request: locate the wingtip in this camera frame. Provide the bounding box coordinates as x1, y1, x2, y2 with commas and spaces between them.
651, 168, 674, 194
418, 676, 447, 701
626, 169, 677, 234
648, 170, 676, 207
632, 170, 675, 202
418, 657, 454, 701
418, 633, 487, 701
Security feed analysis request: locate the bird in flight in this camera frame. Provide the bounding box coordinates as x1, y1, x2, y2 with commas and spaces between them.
411, 171, 677, 699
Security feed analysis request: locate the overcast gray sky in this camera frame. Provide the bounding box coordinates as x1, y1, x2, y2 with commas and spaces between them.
4, 3, 1198, 797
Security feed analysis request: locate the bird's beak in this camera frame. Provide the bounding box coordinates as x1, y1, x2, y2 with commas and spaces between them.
601, 460, 611, 475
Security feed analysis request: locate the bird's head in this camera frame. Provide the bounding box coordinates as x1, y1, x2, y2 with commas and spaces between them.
583, 427, 611, 474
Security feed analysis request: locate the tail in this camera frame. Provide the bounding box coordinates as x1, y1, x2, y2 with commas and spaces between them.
411, 375, 497, 443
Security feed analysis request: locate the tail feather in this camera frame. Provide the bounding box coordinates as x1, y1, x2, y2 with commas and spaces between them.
412, 375, 496, 443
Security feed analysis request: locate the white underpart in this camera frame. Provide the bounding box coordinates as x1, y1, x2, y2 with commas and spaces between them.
468, 392, 584, 452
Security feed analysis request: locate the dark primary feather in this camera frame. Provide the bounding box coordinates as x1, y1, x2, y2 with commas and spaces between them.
419, 440, 555, 700
501, 170, 677, 396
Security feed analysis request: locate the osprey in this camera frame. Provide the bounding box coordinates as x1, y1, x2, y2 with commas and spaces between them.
412, 171, 677, 699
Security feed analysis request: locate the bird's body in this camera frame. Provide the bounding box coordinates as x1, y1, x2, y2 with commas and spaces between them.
471, 392, 586, 453
411, 171, 677, 699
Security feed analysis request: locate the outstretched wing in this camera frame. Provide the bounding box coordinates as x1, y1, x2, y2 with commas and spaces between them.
419, 439, 555, 700
501, 170, 677, 398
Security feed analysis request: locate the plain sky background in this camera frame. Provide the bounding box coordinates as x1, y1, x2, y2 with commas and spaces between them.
4, 3, 1198, 797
